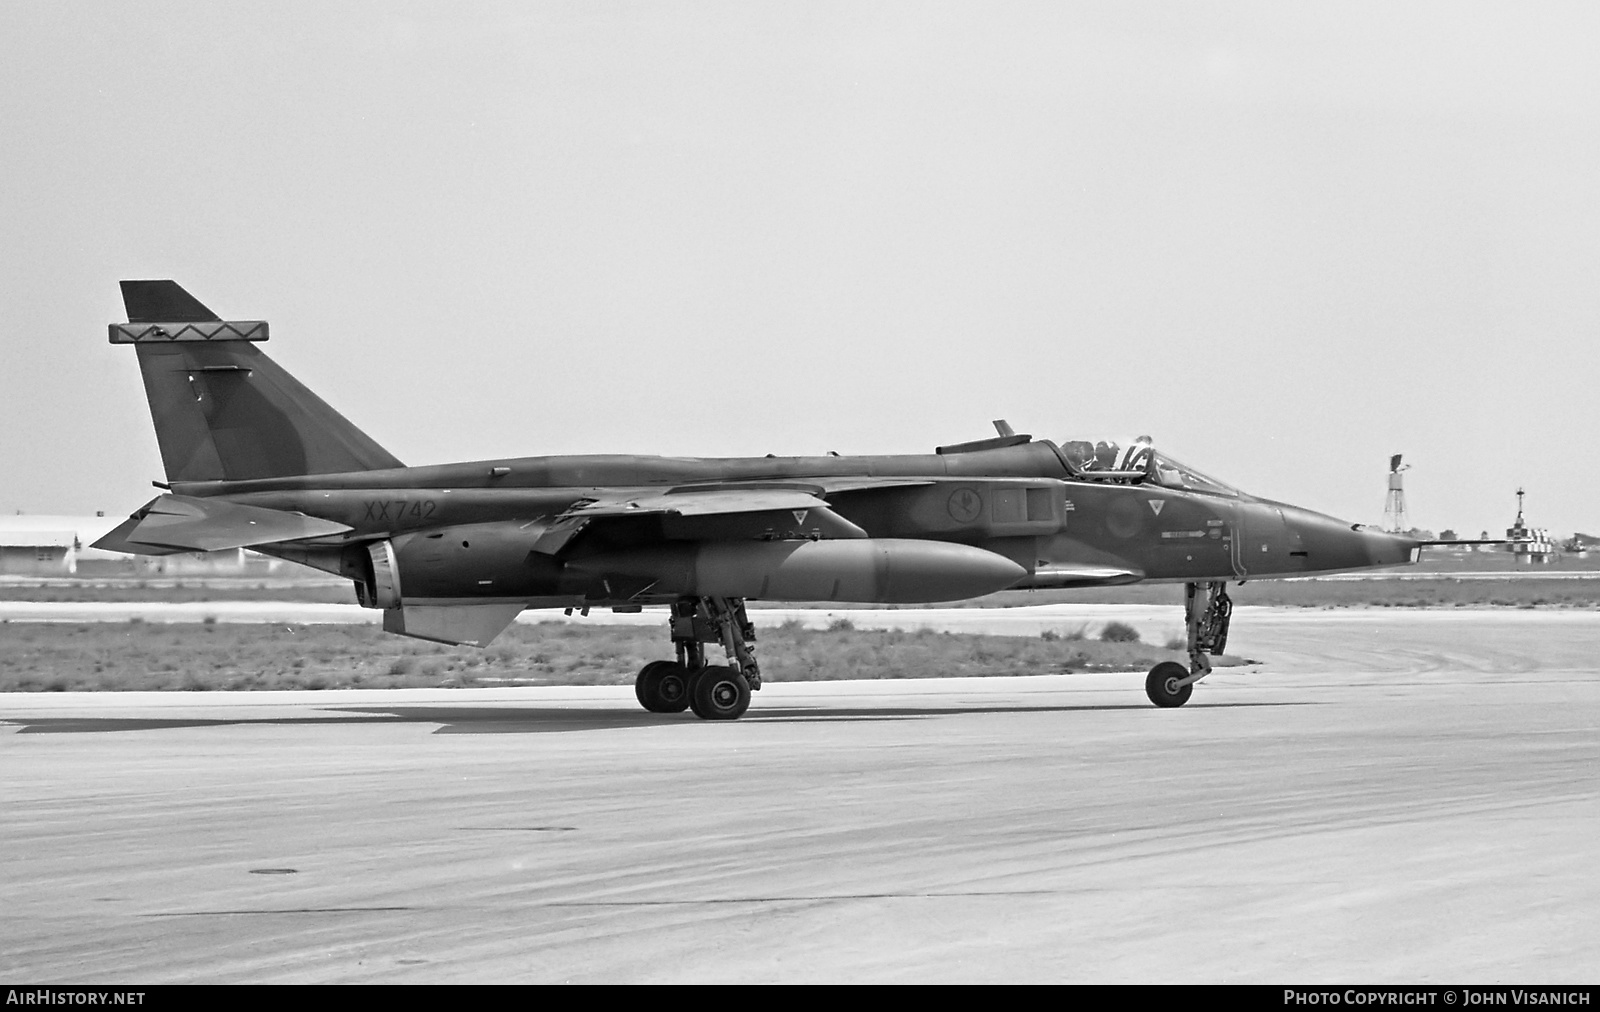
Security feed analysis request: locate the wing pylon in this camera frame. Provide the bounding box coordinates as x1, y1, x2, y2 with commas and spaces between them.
1010, 564, 1146, 589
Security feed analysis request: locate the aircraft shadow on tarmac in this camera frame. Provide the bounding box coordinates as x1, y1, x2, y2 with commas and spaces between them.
0, 700, 1309, 735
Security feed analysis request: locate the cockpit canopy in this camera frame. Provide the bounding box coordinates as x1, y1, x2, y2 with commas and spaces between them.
1061, 436, 1240, 497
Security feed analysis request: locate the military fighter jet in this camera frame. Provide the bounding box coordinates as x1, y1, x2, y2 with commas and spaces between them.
96, 281, 1421, 718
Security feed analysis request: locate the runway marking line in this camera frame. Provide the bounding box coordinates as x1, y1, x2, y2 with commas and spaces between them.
536, 889, 1060, 906
139, 892, 1062, 917
145, 907, 416, 916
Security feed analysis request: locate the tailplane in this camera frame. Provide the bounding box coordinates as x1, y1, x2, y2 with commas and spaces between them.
112, 280, 403, 483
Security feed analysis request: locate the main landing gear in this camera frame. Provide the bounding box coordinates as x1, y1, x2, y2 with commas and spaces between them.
1145, 580, 1233, 708
634, 596, 761, 720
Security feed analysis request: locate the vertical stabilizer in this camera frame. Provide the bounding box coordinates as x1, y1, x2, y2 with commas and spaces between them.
112, 280, 403, 483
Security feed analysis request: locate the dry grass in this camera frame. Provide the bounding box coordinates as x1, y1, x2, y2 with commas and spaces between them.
0, 619, 1188, 693
1098, 620, 1141, 642
0, 580, 353, 604
6, 567, 1600, 611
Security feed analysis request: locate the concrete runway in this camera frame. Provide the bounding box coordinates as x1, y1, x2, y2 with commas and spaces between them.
3, 608, 1598, 983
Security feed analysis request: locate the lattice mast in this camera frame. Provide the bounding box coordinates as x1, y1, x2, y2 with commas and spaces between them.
1505, 487, 1556, 563
1383, 454, 1410, 533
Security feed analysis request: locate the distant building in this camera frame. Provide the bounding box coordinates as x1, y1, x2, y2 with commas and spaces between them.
1566, 533, 1599, 556
0, 513, 278, 577
0, 527, 79, 575
0, 514, 120, 575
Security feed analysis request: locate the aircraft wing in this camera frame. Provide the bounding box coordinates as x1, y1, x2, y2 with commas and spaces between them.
624, 476, 938, 499
93, 494, 353, 554
531, 485, 868, 555
812, 477, 937, 495
555, 476, 937, 517
567, 486, 833, 517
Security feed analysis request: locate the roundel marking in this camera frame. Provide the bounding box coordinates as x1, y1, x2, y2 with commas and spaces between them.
1105, 495, 1148, 539
948, 488, 983, 524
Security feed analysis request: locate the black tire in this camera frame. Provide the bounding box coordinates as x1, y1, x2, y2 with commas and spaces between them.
634, 661, 670, 712
1146, 661, 1193, 708
653, 662, 692, 713
689, 665, 751, 720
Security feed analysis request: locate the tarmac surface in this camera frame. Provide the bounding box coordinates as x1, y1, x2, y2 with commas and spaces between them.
3, 607, 1598, 983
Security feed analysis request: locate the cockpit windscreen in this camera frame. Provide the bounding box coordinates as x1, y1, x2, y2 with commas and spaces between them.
1061, 437, 1239, 497
1148, 453, 1238, 496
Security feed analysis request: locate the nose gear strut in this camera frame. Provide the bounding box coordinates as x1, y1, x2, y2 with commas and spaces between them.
1145, 580, 1233, 707
1184, 579, 1232, 681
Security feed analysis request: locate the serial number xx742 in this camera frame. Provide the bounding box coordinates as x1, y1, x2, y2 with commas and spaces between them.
362, 499, 437, 523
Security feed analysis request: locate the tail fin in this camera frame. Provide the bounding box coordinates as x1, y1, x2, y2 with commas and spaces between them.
112, 280, 403, 483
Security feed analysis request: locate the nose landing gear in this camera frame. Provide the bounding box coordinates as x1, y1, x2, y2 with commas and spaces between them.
1145, 661, 1193, 708
1145, 580, 1233, 708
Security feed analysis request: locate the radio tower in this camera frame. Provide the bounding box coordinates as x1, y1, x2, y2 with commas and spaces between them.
1384, 454, 1410, 533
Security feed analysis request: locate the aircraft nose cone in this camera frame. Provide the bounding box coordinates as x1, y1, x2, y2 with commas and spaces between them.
1284, 506, 1419, 573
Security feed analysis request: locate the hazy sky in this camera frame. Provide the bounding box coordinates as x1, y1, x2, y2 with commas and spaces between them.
3, 2, 1597, 536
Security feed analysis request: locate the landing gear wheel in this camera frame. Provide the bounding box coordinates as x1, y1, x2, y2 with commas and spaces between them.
1146, 661, 1193, 708
635, 661, 667, 710
689, 665, 751, 720
635, 661, 692, 713
654, 663, 691, 713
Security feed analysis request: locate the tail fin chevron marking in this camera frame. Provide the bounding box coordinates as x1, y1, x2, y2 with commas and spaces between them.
110, 321, 268, 343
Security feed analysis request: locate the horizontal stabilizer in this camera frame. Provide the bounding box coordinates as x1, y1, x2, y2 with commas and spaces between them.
1010, 564, 1145, 590
93, 495, 352, 554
